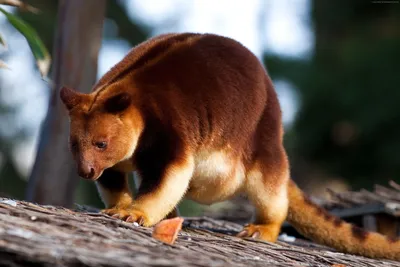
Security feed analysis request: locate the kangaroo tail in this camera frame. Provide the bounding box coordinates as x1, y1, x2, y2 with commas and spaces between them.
287, 180, 400, 261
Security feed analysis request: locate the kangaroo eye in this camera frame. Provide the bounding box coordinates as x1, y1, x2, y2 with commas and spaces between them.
95, 141, 107, 149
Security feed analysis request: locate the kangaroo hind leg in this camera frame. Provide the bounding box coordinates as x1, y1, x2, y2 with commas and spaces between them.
238, 157, 289, 242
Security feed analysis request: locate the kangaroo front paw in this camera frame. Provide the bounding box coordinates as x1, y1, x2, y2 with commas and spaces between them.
101, 206, 130, 219
124, 209, 151, 226
102, 207, 152, 226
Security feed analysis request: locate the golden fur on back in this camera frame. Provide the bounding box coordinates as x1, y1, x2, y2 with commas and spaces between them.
60, 33, 400, 261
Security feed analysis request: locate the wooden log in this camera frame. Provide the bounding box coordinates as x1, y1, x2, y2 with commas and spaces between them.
0, 198, 399, 267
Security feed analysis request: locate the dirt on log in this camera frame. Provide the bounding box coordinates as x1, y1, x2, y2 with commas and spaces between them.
0, 198, 398, 267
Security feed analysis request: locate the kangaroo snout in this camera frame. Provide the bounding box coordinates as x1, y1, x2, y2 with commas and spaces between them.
78, 162, 95, 179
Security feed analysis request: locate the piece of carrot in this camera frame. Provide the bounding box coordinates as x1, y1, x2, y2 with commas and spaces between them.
152, 217, 184, 245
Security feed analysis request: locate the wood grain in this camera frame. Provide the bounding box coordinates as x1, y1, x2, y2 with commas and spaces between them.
0, 198, 398, 267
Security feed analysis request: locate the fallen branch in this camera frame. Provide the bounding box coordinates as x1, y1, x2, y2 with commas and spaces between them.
0, 198, 398, 267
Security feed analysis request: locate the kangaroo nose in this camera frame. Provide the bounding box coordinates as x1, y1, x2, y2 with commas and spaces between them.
78, 163, 95, 179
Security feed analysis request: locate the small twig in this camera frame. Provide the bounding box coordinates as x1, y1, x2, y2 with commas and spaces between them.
0, 0, 39, 14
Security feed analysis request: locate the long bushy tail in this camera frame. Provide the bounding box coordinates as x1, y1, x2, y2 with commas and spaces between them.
287, 180, 400, 261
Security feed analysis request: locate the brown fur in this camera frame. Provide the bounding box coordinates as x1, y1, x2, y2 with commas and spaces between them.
60, 33, 400, 261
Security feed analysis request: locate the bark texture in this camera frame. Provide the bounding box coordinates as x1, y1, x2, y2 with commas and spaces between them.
0, 198, 398, 267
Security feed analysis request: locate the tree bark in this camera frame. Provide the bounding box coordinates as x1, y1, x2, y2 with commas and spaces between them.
1, 198, 398, 267
26, 0, 106, 206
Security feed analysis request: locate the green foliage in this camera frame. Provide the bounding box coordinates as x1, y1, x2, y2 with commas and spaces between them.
0, 4, 50, 76
266, 0, 400, 189
0, 31, 6, 48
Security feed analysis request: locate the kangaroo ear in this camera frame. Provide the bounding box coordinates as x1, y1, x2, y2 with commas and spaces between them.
60, 86, 84, 111
103, 93, 132, 113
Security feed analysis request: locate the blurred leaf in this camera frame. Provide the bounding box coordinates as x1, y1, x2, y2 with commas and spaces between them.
0, 59, 10, 69
0, 31, 7, 49
0, 7, 50, 77
0, 0, 39, 13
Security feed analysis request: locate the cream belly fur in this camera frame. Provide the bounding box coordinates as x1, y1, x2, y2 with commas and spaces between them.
111, 150, 246, 205
186, 150, 246, 205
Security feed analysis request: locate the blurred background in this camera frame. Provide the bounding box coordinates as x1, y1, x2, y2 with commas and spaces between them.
0, 0, 399, 215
